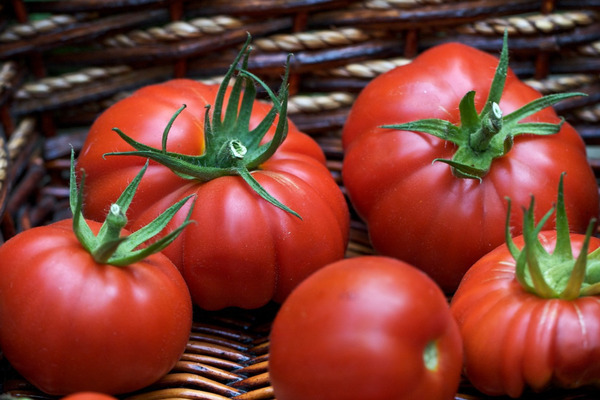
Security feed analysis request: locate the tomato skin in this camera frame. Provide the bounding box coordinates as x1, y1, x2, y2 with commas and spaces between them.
341, 42, 599, 293
61, 393, 118, 400
269, 256, 463, 400
450, 232, 600, 398
77, 79, 349, 310
0, 219, 193, 396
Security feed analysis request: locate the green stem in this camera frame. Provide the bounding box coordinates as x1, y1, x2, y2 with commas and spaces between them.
104, 34, 300, 219
228, 140, 247, 159
509, 174, 599, 299
69, 149, 195, 266
559, 219, 596, 300
91, 204, 128, 264
471, 102, 503, 152
381, 30, 586, 180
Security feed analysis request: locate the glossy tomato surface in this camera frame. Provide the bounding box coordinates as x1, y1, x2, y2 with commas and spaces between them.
341, 42, 598, 293
451, 232, 600, 398
0, 219, 192, 395
77, 79, 349, 310
61, 393, 118, 400
269, 256, 463, 400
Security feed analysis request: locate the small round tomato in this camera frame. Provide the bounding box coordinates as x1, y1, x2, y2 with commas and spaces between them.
269, 256, 463, 400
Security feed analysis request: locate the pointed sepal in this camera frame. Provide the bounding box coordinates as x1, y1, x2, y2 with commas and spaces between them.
508, 173, 599, 299
381, 30, 586, 180
70, 149, 195, 266
103, 34, 300, 219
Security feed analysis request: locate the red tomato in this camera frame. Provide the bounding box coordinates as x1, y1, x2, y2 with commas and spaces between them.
341, 40, 598, 293
61, 393, 118, 400
269, 256, 463, 400
451, 231, 600, 397
0, 219, 192, 395
77, 78, 349, 310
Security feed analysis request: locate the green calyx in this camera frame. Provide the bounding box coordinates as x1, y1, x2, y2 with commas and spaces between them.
506, 174, 600, 300
69, 148, 195, 266
382, 31, 586, 181
104, 34, 301, 219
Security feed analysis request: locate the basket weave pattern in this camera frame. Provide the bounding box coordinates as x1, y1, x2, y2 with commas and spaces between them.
1, 0, 600, 399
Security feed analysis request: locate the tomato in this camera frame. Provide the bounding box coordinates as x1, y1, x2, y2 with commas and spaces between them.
0, 155, 193, 395
77, 41, 349, 310
269, 256, 463, 400
341, 34, 598, 293
61, 393, 118, 400
0, 220, 193, 396
451, 179, 600, 397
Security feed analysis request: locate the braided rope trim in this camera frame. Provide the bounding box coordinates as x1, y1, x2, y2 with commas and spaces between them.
0, 121, 35, 206
0, 62, 17, 94
252, 27, 373, 52
33, 72, 356, 117
286, 92, 356, 114
524, 74, 600, 95
577, 40, 600, 57
572, 103, 600, 123
315, 57, 411, 79
356, 0, 474, 10
0, 137, 7, 188
456, 10, 598, 36
15, 56, 596, 114
198, 75, 356, 114
103, 15, 244, 47
6, 118, 36, 162
15, 66, 132, 100
0, 15, 79, 42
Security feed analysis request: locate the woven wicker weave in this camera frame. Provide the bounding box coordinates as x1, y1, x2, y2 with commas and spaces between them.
1, 0, 600, 399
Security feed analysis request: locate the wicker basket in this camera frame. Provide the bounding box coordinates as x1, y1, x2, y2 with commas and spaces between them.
1, 0, 599, 399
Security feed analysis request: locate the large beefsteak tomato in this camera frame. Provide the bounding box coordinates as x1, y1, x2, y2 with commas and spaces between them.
77, 38, 349, 310
451, 177, 600, 397
269, 256, 463, 400
0, 152, 194, 395
341, 33, 598, 292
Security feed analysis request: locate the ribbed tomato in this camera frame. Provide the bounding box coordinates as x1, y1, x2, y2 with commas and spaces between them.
77, 40, 349, 310
451, 178, 600, 397
341, 34, 598, 293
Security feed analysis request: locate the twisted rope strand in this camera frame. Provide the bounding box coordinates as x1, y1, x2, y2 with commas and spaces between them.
572, 103, 600, 123
577, 40, 600, 57
457, 10, 598, 35
16, 66, 132, 99
0, 62, 17, 93
356, 0, 470, 10
317, 57, 411, 79
0, 138, 7, 187
103, 15, 243, 47
524, 74, 600, 94
198, 75, 356, 114
286, 92, 356, 114
252, 28, 371, 52
0, 15, 78, 42
6, 118, 36, 161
